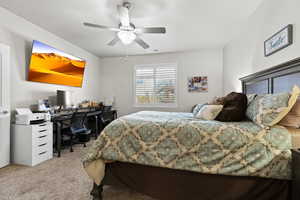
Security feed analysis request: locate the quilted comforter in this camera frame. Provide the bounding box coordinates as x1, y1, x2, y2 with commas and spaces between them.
83, 111, 292, 180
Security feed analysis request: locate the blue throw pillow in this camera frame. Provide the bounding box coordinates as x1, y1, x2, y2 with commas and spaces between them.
193, 104, 207, 117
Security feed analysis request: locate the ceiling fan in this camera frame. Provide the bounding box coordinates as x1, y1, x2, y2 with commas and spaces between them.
83, 1, 166, 49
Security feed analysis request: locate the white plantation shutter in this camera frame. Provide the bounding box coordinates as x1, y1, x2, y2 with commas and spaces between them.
134, 64, 177, 107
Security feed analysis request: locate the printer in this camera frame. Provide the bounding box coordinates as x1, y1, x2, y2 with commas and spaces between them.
15, 108, 51, 125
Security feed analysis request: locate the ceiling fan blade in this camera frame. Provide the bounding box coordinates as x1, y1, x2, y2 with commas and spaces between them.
83, 22, 120, 32
135, 27, 166, 34
117, 5, 130, 27
135, 37, 150, 49
107, 36, 120, 46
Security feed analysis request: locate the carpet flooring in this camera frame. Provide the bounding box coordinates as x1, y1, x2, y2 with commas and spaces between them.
0, 145, 155, 200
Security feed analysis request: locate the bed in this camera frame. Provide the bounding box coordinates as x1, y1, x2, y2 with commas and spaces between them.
85, 57, 300, 200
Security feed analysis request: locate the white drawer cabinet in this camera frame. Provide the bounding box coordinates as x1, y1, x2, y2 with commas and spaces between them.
11, 122, 53, 166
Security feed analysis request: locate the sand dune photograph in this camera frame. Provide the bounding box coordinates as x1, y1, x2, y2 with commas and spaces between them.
28, 40, 86, 87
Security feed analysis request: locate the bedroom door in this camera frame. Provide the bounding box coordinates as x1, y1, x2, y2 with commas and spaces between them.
0, 43, 10, 168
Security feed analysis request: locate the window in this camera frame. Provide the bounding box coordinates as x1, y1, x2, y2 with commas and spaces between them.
134, 63, 177, 107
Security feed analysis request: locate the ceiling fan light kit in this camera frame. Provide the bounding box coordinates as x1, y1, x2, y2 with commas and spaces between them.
83, 1, 166, 49
118, 30, 136, 45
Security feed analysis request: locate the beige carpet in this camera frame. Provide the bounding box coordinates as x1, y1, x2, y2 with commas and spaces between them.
0, 145, 155, 200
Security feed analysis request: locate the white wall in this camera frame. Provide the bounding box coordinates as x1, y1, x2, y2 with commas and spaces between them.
223, 0, 300, 94
0, 7, 103, 110
100, 50, 223, 116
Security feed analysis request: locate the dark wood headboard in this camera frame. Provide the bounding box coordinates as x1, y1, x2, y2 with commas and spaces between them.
240, 57, 300, 94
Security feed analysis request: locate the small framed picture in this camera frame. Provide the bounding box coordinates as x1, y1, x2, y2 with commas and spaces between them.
264, 24, 293, 57
188, 76, 208, 93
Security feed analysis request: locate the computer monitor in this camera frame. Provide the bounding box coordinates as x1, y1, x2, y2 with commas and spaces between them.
57, 90, 72, 109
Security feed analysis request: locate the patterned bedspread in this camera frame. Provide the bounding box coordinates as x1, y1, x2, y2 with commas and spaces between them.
83, 111, 292, 180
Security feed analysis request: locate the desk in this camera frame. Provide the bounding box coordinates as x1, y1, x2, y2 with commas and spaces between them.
52, 110, 117, 157
52, 115, 70, 157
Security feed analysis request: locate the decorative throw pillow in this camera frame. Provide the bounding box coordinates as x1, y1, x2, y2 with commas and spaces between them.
279, 98, 300, 128
195, 105, 223, 120
215, 92, 248, 122
247, 94, 257, 105
246, 85, 300, 128
279, 113, 300, 128
192, 104, 207, 117
209, 96, 226, 105
286, 99, 300, 116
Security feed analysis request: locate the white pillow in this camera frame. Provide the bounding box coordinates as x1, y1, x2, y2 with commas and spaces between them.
195, 105, 223, 120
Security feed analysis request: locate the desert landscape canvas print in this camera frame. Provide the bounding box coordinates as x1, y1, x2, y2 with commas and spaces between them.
28, 40, 86, 87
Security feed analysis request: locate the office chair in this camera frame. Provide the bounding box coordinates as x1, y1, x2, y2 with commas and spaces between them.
62, 112, 91, 152
99, 106, 115, 131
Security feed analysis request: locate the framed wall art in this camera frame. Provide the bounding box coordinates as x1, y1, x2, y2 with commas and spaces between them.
264, 24, 293, 57
188, 76, 208, 93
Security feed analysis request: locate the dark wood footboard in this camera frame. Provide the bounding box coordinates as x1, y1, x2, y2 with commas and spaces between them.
292, 150, 300, 200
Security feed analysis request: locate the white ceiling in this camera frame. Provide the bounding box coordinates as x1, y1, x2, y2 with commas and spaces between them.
0, 0, 264, 57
